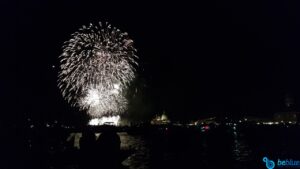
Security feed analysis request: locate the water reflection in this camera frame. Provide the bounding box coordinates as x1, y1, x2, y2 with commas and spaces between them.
66, 130, 254, 169
232, 129, 252, 169
28, 125, 300, 169
120, 133, 150, 169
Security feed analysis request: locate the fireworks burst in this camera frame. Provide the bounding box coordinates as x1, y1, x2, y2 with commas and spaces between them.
58, 22, 138, 117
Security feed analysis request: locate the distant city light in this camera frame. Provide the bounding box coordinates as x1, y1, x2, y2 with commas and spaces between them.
203, 125, 210, 130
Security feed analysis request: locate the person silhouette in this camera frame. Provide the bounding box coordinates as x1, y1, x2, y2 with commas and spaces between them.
79, 128, 96, 169
96, 126, 121, 169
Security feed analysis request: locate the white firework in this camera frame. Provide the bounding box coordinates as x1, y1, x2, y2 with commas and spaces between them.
58, 22, 138, 117
80, 83, 127, 117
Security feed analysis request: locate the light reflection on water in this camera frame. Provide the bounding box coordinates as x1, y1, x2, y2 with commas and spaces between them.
120, 131, 252, 169
119, 133, 150, 169
68, 130, 252, 169
232, 130, 252, 169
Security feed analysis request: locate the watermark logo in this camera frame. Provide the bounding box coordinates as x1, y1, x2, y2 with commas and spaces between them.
263, 157, 300, 168
263, 157, 275, 169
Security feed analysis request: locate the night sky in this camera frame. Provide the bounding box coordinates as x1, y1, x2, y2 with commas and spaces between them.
7, 0, 300, 124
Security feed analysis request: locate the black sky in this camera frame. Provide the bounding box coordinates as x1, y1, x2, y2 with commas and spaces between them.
8, 0, 300, 123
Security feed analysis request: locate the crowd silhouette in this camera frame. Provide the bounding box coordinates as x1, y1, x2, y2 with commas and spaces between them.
79, 126, 121, 169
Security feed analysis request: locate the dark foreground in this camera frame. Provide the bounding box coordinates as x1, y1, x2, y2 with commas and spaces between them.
4, 124, 300, 169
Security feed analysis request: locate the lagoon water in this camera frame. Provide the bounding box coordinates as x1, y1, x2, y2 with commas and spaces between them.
23, 125, 300, 169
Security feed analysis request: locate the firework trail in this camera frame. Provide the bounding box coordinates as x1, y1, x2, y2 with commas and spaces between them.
58, 22, 138, 117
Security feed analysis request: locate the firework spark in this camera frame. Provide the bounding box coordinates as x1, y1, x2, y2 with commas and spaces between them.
58, 22, 138, 117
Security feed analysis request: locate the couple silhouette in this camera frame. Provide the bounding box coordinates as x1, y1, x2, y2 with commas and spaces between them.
79, 127, 121, 169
